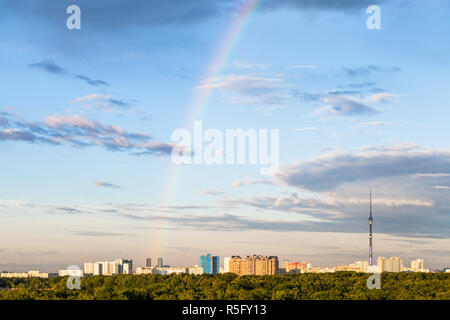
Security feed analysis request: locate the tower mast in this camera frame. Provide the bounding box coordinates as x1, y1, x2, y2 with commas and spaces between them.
369, 190, 373, 265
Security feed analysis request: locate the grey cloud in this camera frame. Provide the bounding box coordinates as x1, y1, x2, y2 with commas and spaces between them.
72, 94, 133, 112
198, 74, 292, 108
108, 99, 129, 108
0, 116, 10, 127
1, 0, 231, 30
0, 113, 174, 156
318, 96, 380, 117
19, 250, 58, 256
343, 65, 402, 78
122, 212, 334, 233
72, 231, 133, 237
262, 0, 386, 11
292, 86, 388, 118
29, 61, 109, 87
94, 182, 122, 189
160, 205, 216, 210
127, 209, 450, 238
1, 0, 385, 34
58, 206, 82, 214
74, 75, 109, 87
275, 147, 450, 191
219, 190, 450, 238
232, 177, 274, 188
201, 190, 227, 196
340, 82, 376, 89
29, 61, 67, 75
8, 188, 450, 239
0, 129, 37, 142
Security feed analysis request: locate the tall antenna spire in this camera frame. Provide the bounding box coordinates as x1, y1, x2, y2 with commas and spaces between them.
369, 189, 373, 265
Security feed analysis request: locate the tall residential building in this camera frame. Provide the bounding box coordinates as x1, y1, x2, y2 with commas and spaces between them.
411, 258, 424, 272
157, 258, 163, 267
228, 255, 279, 276
348, 260, 368, 272
286, 262, 307, 273
377, 257, 386, 272
282, 259, 290, 268
86, 259, 133, 276
187, 266, 204, 275
84, 262, 94, 275
223, 257, 231, 273
387, 257, 401, 272
1, 271, 51, 278
378, 256, 402, 272
116, 259, 133, 274
200, 253, 220, 274
135, 267, 153, 275
146, 258, 152, 268
93, 262, 103, 275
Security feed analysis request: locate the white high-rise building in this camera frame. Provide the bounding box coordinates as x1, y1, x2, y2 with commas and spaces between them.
152, 267, 187, 275
116, 259, 133, 274
348, 260, 368, 272
59, 269, 84, 277
187, 266, 204, 275
86, 259, 133, 276
411, 258, 425, 272
223, 257, 231, 273
93, 262, 103, 275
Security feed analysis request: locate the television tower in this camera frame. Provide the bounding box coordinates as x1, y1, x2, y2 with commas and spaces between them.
369, 190, 373, 265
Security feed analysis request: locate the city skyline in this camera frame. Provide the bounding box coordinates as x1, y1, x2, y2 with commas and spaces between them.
1, 1, 450, 272
0, 252, 439, 276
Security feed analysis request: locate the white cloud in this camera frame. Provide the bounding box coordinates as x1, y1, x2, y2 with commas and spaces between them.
433, 186, 450, 190
368, 93, 396, 103
357, 121, 397, 127
292, 127, 318, 132
196, 74, 287, 92
232, 176, 274, 188
288, 65, 317, 69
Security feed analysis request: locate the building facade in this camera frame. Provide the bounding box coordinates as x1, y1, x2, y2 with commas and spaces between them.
228, 255, 279, 276
378, 256, 402, 272
200, 253, 220, 274
411, 258, 424, 272
85, 258, 133, 276
286, 262, 307, 273
59, 269, 84, 277
223, 257, 231, 273
0, 271, 50, 278
187, 266, 204, 275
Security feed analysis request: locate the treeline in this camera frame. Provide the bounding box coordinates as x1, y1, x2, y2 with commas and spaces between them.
1, 272, 450, 300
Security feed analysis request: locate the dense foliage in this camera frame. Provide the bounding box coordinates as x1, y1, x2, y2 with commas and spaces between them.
1, 272, 450, 300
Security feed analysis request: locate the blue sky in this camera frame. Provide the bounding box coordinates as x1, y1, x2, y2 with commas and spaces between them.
1, 0, 450, 271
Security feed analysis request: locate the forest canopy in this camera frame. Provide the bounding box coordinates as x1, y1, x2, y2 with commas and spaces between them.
1, 272, 450, 300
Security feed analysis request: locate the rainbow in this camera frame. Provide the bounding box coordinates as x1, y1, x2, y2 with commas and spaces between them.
187, 0, 262, 124
151, 0, 262, 257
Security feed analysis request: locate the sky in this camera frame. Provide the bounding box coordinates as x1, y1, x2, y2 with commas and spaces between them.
1, 0, 450, 272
